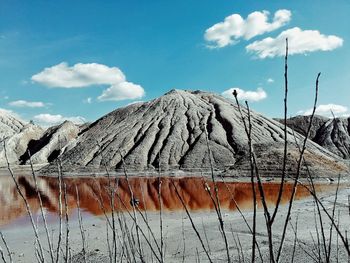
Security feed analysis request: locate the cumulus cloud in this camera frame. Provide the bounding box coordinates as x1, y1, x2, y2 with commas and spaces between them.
97, 82, 145, 102
222, 87, 267, 102
267, 78, 274, 83
31, 62, 145, 101
205, 9, 291, 48
9, 100, 46, 108
298, 104, 348, 117
31, 62, 125, 88
246, 27, 343, 58
34, 113, 86, 126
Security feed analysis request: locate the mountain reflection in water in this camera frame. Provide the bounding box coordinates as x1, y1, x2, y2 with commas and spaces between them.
0, 175, 323, 227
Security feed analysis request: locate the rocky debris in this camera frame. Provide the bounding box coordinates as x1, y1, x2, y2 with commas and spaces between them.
276, 115, 350, 159
49, 89, 347, 177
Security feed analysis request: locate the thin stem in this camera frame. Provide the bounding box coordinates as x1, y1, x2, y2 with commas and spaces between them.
271, 37, 289, 224
3, 141, 45, 263
170, 180, 213, 263
276, 73, 321, 262
0, 231, 12, 263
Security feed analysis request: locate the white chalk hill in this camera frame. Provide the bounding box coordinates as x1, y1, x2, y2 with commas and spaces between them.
55, 90, 347, 176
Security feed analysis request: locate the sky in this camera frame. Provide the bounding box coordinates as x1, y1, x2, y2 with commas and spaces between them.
0, 0, 349, 126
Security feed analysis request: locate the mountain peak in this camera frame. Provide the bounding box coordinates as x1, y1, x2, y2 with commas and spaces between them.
46, 89, 347, 176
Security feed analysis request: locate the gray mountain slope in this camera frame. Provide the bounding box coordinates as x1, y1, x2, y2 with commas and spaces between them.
0, 111, 80, 166
53, 90, 347, 176
0, 123, 44, 166
21, 121, 80, 165
277, 115, 350, 159
0, 110, 26, 140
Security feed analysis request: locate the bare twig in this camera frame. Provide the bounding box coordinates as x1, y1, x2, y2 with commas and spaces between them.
75, 185, 87, 263
28, 149, 55, 262
276, 72, 321, 262
0, 231, 12, 263
271, 38, 289, 224
203, 121, 230, 263
3, 141, 45, 263
158, 164, 164, 262
170, 180, 213, 263
119, 151, 144, 262
233, 93, 272, 261
326, 174, 341, 262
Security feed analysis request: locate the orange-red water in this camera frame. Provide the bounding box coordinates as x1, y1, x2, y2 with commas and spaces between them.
0, 175, 334, 227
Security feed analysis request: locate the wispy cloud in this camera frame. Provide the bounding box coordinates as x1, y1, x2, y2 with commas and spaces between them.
34, 113, 86, 126
267, 78, 274, 83
31, 62, 145, 101
298, 104, 348, 117
83, 97, 92, 104
9, 100, 46, 108
246, 27, 343, 58
222, 87, 267, 102
205, 9, 291, 48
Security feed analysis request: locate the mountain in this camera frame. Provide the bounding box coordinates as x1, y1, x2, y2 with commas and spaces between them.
20, 121, 80, 165
49, 89, 347, 177
0, 109, 26, 140
276, 115, 350, 159
0, 111, 80, 166
0, 122, 44, 166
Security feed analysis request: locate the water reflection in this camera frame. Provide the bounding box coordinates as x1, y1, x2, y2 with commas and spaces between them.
0, 175, 326, 227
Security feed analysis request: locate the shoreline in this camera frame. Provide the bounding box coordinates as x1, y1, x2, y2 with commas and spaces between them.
0, 187, 349, 262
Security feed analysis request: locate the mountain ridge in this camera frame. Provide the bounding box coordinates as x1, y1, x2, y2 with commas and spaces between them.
1, 90, 348, 177
276, 115, 350, 159
51, 90, 347, 176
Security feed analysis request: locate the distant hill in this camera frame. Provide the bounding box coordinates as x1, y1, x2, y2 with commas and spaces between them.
0, 115, 44, 166
0, 111, 80, 166
276, 115, 350, 159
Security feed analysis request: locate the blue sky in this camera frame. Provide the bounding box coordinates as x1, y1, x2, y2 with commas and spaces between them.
0, 0, 349, 126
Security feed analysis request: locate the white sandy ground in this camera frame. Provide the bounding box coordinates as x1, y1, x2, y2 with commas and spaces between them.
0, 178, 349, 263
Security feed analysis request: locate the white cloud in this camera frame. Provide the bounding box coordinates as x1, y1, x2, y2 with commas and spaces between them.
31, 62, 145, 101
205, 9, 291, 48
31, 62, 125, 88
246, 27, 343, 58
267, 78, 274, 83
97, 82, 145, 102
222, 87, 267, 102
34, 113, 86, 126
299, 104, 348, 117
9, 100, 46, 108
